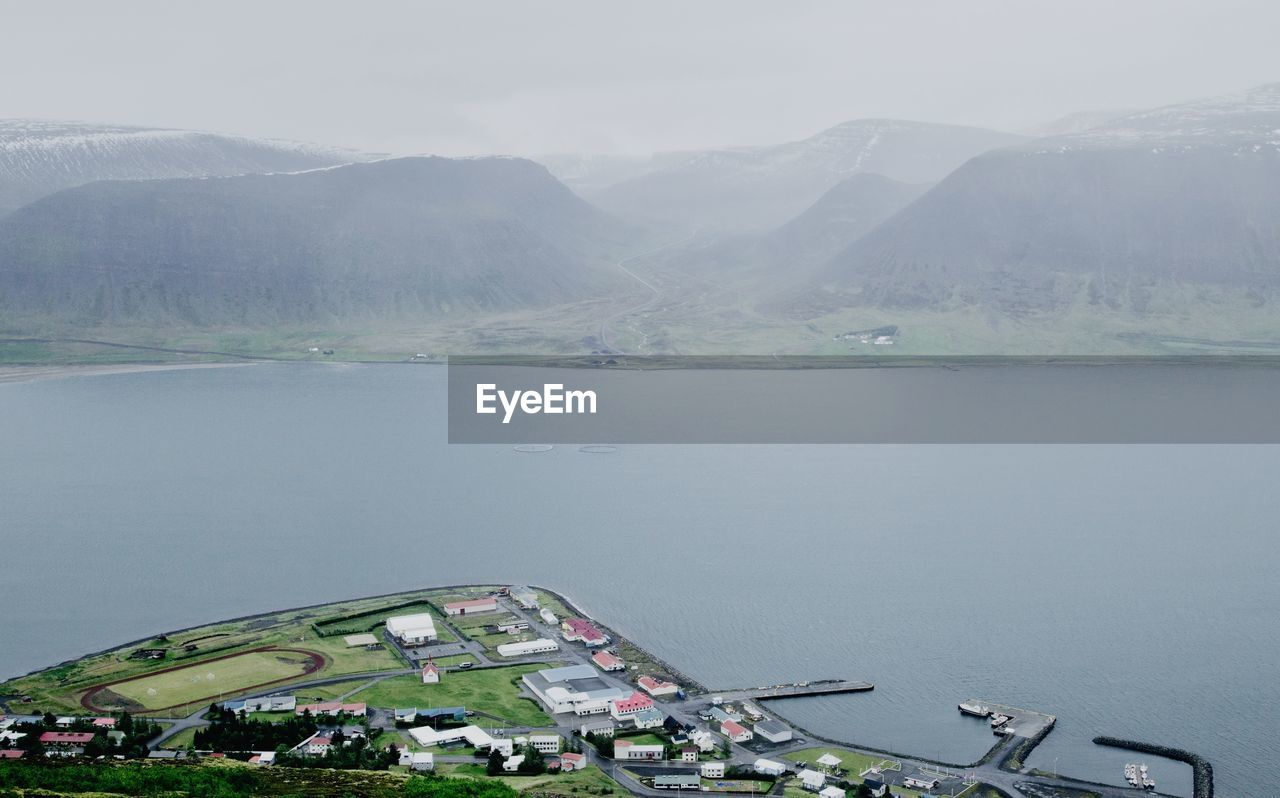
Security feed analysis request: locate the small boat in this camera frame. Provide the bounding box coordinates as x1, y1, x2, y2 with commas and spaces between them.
958, 702, 991, 718
990, 714, 1011, 727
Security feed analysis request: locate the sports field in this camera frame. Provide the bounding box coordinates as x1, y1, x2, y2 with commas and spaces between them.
87, 647, 322, 712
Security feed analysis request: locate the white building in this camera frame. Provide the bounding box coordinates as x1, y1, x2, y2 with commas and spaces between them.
522, 664, 627, 715
701, 761, 726, 778
540, 608, 558, 625
580, 720, 616, 738
613, 740, 664, 760
387, 613, 438, 645
798, 769, 826, 791
529, 734, 561, 754
408, 725, 496, 750
752, 718, 792, 743
755, 759, 787, 777
820, 787, 846, 798
503, 754, 526, 772
816, 753, 842, 772
410, 752, 435, 771
508, 586, 540, 609
689, 729, 717, 753
491, 738, 515, 757
444, 598, 498, 616
497, 638, 559, 658
721, 719, 753, 743
421, 661, 441, 684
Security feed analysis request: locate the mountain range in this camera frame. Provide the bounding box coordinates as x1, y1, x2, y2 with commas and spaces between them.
0, 156, 634, 326
0, 120, 366, 218
817, 83, 1280, 315
562, 120, 1024, 232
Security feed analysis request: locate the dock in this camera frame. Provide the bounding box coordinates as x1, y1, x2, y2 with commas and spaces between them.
707, 680, 875, 703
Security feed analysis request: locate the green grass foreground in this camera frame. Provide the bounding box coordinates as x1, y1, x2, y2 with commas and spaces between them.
0, 758, 520, 798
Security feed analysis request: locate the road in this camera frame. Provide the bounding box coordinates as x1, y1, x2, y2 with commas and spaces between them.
598, 231, 698, 354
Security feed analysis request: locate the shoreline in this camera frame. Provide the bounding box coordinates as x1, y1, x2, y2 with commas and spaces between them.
0, 362, 258, 385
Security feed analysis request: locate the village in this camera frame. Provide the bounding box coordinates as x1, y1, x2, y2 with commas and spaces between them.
0, 585, 1178, 798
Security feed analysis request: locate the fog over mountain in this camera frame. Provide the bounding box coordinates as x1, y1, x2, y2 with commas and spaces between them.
0, 120, 364, 217
0, 157, 635, 326
581, 120, 1024, 232
818, 84, 1280, 314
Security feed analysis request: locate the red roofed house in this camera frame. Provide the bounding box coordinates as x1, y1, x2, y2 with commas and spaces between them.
0, 750, 25, 759
443, 597, 498, 616
39, 731, 96, 748
637, 675, 679, 697
91, 717, 116, 728
592, 651, 625, 671
559, 752, 586, 771
305, 735, 333, 756
561, 618, 608, 647
720, 719, 753, 743
609, 691, 655, 719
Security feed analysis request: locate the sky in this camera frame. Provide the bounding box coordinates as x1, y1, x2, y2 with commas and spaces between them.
2, 0, 1279, 156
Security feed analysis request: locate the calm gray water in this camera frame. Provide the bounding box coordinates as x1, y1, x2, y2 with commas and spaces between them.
2, 363, 1277, 797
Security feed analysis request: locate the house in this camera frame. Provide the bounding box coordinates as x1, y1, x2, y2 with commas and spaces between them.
689, 729, 716, 752
408, 725, 496, 750
508, 586, 540, 609
248, 751, 277, 766
816, 753, 843, 772
421, 659, 441, 684
752, 718, 792, 743
559, 752, 586, 772
561, 618, 608, 646
491, 738, 515, 757
862, 779, 887, 798
386, 613, 438, 645
798, 769, 827, 791
613, 739, 664, 760
91, 717, 116, 728
497, 638, 559, 657
754, 758, 787, 777
580, 719, 616, 738
592, 651, 625, 671
496, 621, 530, 634
523, 664, 627, 715
654, 775, 701, 790
681, 746, 699, 762
0, 750, 25, 760
54, 717, 77, 728
701, 761, 726, 778
444, 598, 498, 616
631, 707, 665, 729
304, 735, 333, 756
820, 787, 846, 798
720, 719, 752, 743
610, 691, 656, 719
529, 734, 561, 754
637, 675, 679, 697
39, 731, 95, 748
707, 707, 735, 724
394, 708, 419, 724
409, 752, 435, 771
502, 754, 526, 772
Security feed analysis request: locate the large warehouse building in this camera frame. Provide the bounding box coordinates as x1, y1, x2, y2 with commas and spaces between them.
522, 664, 627, 715
386, 613, 438, 645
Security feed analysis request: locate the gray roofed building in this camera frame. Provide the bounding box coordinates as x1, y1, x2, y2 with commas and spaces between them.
752, 718, 793, 743
654, 774, 701, 790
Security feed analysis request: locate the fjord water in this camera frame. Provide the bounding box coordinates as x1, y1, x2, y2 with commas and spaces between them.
2, 364, 1277, 797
